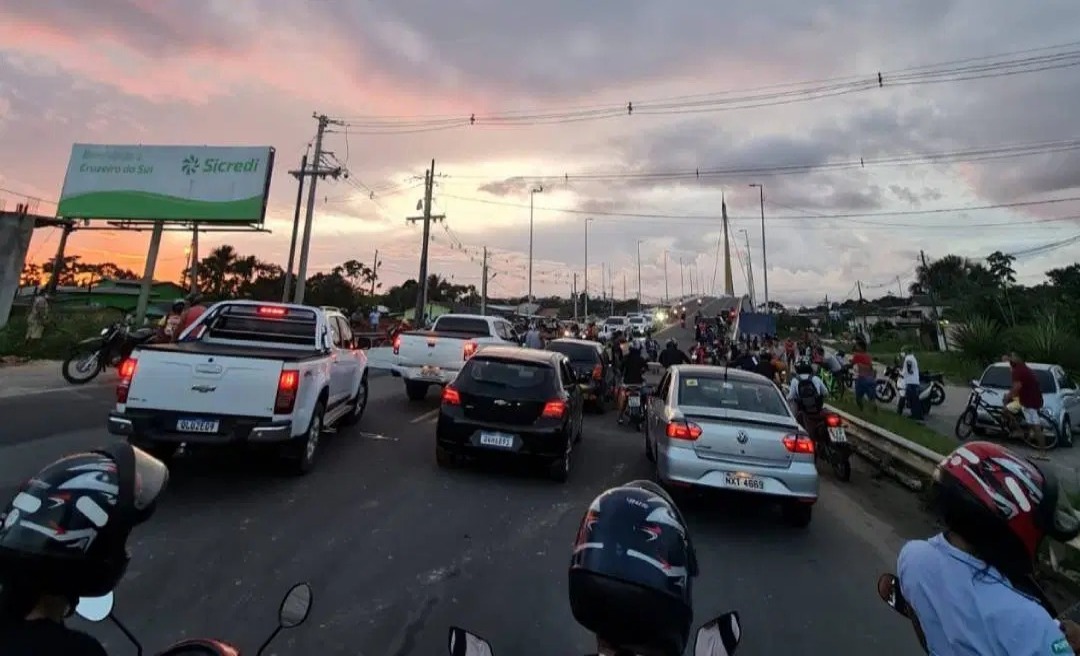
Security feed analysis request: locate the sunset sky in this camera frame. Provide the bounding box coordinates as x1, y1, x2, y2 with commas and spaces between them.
1, 0, 1079, 306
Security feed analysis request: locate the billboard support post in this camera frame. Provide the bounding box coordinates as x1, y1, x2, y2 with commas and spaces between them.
134, 221, 165, 325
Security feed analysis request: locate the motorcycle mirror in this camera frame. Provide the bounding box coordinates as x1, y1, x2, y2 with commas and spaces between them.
694, 610, 742, 656
278, 582, 313, 628
448, 626, 494, 656
75, 592, 114, 622
876, 573, 909, 616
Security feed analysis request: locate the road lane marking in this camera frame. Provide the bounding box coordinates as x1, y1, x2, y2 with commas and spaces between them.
410, 408, 440, 424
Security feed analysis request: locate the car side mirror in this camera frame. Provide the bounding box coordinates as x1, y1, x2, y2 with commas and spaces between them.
969, 379, 979, 389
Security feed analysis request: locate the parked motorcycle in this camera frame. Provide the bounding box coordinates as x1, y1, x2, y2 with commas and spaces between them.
62, 320, 158, 384
449, 611, 743, 655
75, 581, 313, 655
874, 365, 945, 407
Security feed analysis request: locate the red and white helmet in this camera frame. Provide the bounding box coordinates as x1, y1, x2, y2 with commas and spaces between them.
933, 441, 1080, 559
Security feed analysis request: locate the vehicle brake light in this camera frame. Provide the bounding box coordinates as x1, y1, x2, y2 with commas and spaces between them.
592, 364, 603, 380
463, 341, 478, 360
542, 400, 567, 418
442, 386, 461, 405
393, 335, 401, 355
274, 369, 300, 414
666, 421, 702, 440
825, 414, 842, 428
783, 434, 815, 454
257, 306, 288, 317
116, 358, 137, 404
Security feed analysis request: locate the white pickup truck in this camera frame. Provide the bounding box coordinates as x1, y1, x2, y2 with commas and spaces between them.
599, 316, 630, 341
392, 313, 518, 400
107, 301, 368, 475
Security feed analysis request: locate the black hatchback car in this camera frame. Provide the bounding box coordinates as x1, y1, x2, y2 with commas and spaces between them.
436, 346, 585, 482
546, 338, 615, 412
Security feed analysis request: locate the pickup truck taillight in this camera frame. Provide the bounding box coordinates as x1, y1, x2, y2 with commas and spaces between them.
463, 341, 478, 360
116, 358, 137, 404
592, 364, 603, 380
275, 369, 300, 414
392, 335, 401, 355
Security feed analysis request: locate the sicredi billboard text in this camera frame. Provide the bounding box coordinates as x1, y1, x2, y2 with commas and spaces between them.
57, 144, 275, 223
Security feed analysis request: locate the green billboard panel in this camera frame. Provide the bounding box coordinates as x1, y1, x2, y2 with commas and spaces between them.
57, 144, 275, 223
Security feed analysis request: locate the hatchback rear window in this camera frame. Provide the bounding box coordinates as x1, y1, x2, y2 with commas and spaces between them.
458, 358, 556, 397
548, 342, 601, 364
980, 364, 1055, 393
677, 377, 788, 416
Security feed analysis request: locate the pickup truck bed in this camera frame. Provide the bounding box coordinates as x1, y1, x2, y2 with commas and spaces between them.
397, 329, 494, 340
138, 341, 324, 362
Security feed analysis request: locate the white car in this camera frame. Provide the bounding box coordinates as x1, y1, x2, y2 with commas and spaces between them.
107, 301, 368, 474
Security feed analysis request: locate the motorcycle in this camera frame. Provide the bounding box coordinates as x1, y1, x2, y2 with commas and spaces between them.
622, 384, 649, 431
75, 581, 313, 655
818, 413, 852, 482
62, 320, 157, 384
448, 610, 743, 655
875, 366, 945, 407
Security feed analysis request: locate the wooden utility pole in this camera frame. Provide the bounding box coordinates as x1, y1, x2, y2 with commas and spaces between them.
370, 248, 380, 296
480, 246, 489, 316
295, 113, 345, 305
406, 160, 445, 324
572, 272, 579, 320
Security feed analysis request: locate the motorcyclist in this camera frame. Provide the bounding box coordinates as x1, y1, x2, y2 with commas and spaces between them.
896, 441, 1080, 655
0, 443, 169, 655
787, 362, 828, 440
659, 339, 690, 369
158, 300, 186, 340
569, 480, 698, 656
617, 345, 649, 425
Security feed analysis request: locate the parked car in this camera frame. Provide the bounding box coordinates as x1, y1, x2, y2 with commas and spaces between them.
107, 301, 368, 475
435, 346, 585, 482
644, 365, 818, 527
970, 362, 1079, 446
392, 314, 519, 401
546, 337, 615, 412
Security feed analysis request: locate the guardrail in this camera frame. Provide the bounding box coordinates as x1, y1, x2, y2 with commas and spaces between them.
826, 403, 1080, 583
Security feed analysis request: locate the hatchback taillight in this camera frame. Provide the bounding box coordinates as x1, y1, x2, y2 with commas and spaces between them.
442, 386, 461, 405
666, 421, 702, 440
274, 369, 300, 414
542, 400, 567, 418
116, 358, 137, 404
592, 364, 603, 380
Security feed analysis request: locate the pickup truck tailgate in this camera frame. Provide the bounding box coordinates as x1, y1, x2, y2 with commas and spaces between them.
125, 350, 285, 418
398, 334, 469, 368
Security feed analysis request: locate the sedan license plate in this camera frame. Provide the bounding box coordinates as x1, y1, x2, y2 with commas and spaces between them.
724, 473, 765, 491
479, 431, 514, 449
176, 418, 219, 433
828, 426, 848, 443
628, 396, 641, 408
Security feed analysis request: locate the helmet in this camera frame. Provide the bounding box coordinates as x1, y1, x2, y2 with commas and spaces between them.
171, 300, 186, 313
666, 339, 678, 349
795, 362, 813, 376
569, 480, 697, 656
0, 443, 169, 600
931, 441, 1080, 562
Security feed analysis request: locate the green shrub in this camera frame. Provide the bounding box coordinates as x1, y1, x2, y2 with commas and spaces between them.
1012, 311, 1080, 376
952, 316, 1007, 367
0, 309, 124, 360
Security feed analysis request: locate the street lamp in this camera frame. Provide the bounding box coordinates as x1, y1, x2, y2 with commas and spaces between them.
584, 218, 593, 318
636, 240, 644, 312
749, 183, 769, 314
528, 185, 544, 305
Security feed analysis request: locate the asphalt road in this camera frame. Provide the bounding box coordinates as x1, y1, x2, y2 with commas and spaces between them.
0, 299, 938, 655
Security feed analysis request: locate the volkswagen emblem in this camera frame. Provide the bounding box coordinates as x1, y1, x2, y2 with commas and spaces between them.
736, 430, 749, 444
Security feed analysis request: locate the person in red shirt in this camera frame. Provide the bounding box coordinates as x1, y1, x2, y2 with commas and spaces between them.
174, 294, 207, 341
851, 339, 877, 410
1003, 352, 1046, 454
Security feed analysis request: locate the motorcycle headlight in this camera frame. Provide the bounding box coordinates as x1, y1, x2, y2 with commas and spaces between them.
100, 327, 110, 336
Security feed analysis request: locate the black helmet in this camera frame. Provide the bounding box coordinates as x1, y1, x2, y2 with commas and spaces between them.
666, 338, 678, 349
795, 362, 813, 376
171, 300, 186, 313
0, 443, 168, 601
569, 480, 697, 656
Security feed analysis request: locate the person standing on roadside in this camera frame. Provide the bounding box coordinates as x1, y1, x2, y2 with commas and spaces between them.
899, 346, 924, 422
1003, 351, 1049, 456
851, 339, 877, 411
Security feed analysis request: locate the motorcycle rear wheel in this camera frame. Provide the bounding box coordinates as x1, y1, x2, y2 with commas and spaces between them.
875, 379, 896, 403
62, 349, 103, 384
929, 384, 945, 406
831, 451, 852, 482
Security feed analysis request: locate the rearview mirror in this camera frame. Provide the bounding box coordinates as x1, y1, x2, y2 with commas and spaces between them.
876, 573, 910, 616
75, 592, 114, 623
278, 583, 313, 628
448, 626, 494, 656
694, 610, 741, 655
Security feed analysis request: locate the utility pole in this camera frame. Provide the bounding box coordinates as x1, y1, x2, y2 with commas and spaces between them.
689, 266, 694, 296
896, 276, 903, 299
636, 240, 643, 312
920, 250, 947, 351
679, 257, 685, 299
282, 153, 308, 302
750, 183, 770, 313
46, 222, 75, 294
370, 248, 380, 296
572, 272, 579, 320
663, 250, 669, 305
622, 273, 626, 301
295, 114, 345, 305
528, 185, 544, 304
740, 229, 756, 309
856, 280, 868, 342
189, 223, 199, 296
583, 218, 592, 319
480, 247, 489, 315
406, 161, 445, 324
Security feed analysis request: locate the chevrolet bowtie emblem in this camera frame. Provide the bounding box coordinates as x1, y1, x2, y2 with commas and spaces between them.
191, 384, 217, 393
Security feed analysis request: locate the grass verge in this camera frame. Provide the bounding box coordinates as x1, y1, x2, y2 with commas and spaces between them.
0, 309, 123, 360
828, 394, 956, 455
867, 348, 982, 386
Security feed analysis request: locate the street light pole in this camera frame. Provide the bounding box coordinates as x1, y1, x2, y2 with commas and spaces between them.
584, 218, 592, 318
528, 185, 543, 305
636, 240, 643, 312
749, 183, 769, 314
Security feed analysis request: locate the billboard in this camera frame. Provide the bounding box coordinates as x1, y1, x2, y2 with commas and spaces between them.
57, 144, 275, 223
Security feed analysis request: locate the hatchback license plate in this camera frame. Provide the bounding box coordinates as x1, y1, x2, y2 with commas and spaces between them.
724, 473, 765, 491
828, 427, 847, 443
176, 418, 219, 433
479, 432, 514, 449
628, 396, 641, 408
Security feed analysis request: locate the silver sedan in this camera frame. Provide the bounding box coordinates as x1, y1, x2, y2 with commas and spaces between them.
644, 365, 820, 527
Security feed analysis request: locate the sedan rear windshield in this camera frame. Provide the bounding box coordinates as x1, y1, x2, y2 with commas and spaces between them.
677, 376, 788, 416
458, 358, 556, 398
980, 365, 1055, 393
547, 342, 601, 364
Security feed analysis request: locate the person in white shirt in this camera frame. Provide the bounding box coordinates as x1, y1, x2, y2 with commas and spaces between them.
899, 347, 924, 421
524, 324, 544, 349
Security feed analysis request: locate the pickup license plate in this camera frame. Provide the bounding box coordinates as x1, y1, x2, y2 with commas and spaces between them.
724, 473, 765, 491
479, 431, 514, 449
828, 426, 847, 443
628, 396, 641, 408
176, 418, 219, 433
421, 365, 441, 379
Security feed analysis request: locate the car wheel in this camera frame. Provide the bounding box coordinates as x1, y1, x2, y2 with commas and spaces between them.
287, 402, 324, 476
1061, 418, 1074, 448
405, 380, 429, 401
341, 375, 368, 426
644, 427, 656, 463
549, 438, 572, 483
782, 502, 812, 528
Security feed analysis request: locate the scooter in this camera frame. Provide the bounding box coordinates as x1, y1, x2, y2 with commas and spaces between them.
75, 581, 313, 655
448, 610, 743, 655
